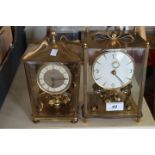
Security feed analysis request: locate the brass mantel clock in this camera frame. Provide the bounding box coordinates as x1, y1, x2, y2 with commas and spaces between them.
82, 27, 149, 122
23, 32, 82, 123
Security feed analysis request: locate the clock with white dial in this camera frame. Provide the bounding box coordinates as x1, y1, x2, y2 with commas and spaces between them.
37, 63, 71, 95
92, 50, 135, 90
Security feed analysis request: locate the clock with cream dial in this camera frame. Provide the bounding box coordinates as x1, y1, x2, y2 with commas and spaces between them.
37, 63, 71, 95
92, 50, 135, 90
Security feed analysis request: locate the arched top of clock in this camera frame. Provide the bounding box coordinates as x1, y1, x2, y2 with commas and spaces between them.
23, 32, 81, 63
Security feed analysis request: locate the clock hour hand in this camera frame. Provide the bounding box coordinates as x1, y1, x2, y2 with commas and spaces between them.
50, 77, 68, 87
111, 70, 123, 84
51, 77, 55, 87
55, 78, 68, 81
51, 77, 68, 81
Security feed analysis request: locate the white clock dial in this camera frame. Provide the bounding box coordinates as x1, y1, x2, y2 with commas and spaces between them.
37, 63, 71, 95
92, 50, 134, 89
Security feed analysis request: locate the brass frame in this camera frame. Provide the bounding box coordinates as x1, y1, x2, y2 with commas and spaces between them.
137, 42, 150, 122
36, 62, 72, 95
82, 27, 149, 122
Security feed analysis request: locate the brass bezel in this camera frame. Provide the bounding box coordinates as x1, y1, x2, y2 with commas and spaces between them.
37, 62, 72, 95
92, 49, 135, 90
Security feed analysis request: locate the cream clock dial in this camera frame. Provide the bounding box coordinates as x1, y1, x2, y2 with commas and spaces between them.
37, 63, 71, 95
92, 50, 134, 90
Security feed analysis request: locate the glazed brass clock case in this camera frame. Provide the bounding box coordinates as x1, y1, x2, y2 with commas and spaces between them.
23, 31, 82, 123
82, 27, 149, 122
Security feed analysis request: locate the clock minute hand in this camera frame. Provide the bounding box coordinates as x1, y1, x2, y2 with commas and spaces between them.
111, 70, 123, 84
55, 78, 68, 81
51, 77, 68, 81
50, 77, 68, 87
114, 74, 124, 84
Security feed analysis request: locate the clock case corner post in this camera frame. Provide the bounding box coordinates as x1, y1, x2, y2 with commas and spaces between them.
83, 42, 88, 121
137, 43, 150, 122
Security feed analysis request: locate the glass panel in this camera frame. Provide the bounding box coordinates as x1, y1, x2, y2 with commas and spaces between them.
25, 61, 80, 117
86, 47, 146, 117
127, 48, 146, 106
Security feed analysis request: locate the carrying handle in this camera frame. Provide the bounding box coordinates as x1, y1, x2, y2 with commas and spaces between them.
93, 26, 135, 43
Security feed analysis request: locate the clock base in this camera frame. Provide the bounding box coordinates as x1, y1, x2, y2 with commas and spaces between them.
31, 98, 79, 123
83, 93, 140, 120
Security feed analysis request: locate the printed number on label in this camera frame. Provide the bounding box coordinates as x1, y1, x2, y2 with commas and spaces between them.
106, 102, 124, 111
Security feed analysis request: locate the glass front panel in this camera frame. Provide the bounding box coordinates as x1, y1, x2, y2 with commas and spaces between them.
86, 47, 146, 117
25, 61, 80, 118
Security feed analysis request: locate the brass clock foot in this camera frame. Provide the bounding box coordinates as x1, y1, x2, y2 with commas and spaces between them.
71, 117, 78, 123
136, 112, 142, 122
136, 117, 141, 123
31, 114, 40, 123
32, 119, 40, 123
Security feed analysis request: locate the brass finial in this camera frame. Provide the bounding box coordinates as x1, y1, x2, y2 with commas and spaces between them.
51, 31, 56, 45
111, 33, 117, 40
146, 41, 150, 48
83, 43, 87, 48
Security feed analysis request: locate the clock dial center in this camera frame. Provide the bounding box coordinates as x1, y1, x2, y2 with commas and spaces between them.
37, 63, 72, 95
111, 69, 116, 75
44, 69, 64, 88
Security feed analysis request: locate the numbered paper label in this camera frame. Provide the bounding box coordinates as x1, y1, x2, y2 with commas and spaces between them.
50, 49, 58, 56
106, 102, 124, 111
